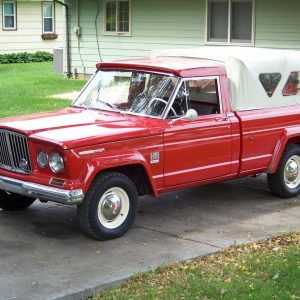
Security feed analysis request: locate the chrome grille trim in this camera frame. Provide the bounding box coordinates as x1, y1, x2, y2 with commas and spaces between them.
0, 130, 32, 174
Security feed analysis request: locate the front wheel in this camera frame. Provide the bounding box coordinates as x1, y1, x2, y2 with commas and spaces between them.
77, 172, 138, 240
268, 144, 300, 198
0, 191, 35, 211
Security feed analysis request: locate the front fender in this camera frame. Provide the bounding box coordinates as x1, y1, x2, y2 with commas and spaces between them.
77, 149, 158, 196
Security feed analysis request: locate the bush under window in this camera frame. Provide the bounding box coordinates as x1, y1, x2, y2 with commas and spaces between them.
0, 51, 53, 64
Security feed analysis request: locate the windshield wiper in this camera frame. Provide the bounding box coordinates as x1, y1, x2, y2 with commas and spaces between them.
97, 99, 125, 115
80, 103, 87, 109
72, 103, 88, 109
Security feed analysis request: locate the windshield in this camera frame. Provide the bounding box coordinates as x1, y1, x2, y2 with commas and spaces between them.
73, 70, 178, 118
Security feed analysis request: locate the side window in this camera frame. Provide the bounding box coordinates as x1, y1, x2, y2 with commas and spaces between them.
282, 72, 300, 96
187, 79, 221, 115
259, 73, 282, 97
168, 78, 221, 119
3, 1, 17, 30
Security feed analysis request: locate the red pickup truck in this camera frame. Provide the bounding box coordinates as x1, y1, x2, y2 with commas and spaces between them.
1, 47, 300, 240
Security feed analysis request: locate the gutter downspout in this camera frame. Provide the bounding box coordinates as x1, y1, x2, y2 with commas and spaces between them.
76, 0, 79, 32
54, 0, 71, 78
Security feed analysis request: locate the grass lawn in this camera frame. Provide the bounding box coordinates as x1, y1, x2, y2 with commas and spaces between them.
0, 62, 86, 118
95, 232, 300, 300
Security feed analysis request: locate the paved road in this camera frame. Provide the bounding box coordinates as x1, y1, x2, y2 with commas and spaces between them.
0, 175, 299, 300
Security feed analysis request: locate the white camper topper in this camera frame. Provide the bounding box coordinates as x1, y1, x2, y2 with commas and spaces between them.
152, 47, 300, 111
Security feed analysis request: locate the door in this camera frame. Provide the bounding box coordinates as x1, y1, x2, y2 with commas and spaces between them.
163, 77, 233, 187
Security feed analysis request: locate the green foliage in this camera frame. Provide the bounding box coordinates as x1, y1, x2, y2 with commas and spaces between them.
0, 51, 53, 64
95, 232, 300, 300
0, 62, 86, 118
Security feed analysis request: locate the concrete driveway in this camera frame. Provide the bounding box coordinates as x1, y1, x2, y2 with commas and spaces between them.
1, 175, 300, 300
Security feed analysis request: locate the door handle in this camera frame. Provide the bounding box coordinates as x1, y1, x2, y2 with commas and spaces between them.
215, 116, 229, 122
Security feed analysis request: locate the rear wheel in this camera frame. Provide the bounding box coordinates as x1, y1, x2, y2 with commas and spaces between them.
268, 144, 300, 198
77, 171, 138, 240
0, 191, 35, 211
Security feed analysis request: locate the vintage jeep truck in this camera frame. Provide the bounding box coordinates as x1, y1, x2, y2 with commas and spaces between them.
1, 47, 300, 240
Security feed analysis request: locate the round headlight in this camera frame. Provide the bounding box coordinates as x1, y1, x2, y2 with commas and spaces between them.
49, 152, 65, 173
37, 150, 48, 168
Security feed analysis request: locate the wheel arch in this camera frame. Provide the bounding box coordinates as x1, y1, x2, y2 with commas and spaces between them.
268, 128, 300, 174
80, 150, 159, 197
98, 164, 156, 196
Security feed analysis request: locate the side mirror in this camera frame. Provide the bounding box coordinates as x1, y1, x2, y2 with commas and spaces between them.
169, 109, 198, 125
185, 109, 198, 121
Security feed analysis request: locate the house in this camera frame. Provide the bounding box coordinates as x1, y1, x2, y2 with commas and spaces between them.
0, 0, 64, 54
63, 0, 300, 77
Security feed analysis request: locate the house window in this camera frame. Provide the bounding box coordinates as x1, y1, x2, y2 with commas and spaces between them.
207, 0, 254, 44
2, 1, 17, 30
42, 2, 55, 34
105, 0, 131, 35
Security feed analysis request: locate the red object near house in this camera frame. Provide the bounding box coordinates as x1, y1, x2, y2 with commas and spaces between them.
1, 47, 300, 240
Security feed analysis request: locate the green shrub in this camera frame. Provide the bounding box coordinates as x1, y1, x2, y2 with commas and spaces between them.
0, 51, 53, 64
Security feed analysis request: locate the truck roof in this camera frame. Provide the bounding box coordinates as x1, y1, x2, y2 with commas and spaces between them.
152, 47, 300, 111
97, 47, 300, 111
96, 57, 226, 77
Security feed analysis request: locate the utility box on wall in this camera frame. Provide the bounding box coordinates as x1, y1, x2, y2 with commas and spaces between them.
53, 47, 64, 74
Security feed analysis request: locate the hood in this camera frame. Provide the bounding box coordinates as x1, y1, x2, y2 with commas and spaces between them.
0, 108, 151, 149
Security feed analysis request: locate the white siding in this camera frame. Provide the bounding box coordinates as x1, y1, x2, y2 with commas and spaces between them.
67, 0, 205, 75
66, 0, 300, 76
255, 0, 300, 49
0, 1, 64, 54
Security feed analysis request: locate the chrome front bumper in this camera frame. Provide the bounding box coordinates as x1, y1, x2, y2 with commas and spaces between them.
0, 175, 84, 205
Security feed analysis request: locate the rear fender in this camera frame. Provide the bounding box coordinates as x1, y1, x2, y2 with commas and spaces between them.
268, 128, 300, 173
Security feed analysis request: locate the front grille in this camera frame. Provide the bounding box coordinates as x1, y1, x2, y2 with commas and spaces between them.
0, 130, 32, 174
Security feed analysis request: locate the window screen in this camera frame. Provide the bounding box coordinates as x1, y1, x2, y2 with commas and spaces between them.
3, 1, 16, 30
208, 1, 228, 42
118, 1, 130, 32
207, 0, 253, 44
231, 1, 252, 42
43, 2, 54, 33
106, 0, 117, 32
105, 0, 131, 34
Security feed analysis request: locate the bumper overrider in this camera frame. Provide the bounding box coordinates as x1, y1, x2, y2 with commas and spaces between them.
0, 175, 84, 205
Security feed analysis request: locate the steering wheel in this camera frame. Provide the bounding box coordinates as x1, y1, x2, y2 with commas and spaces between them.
149, 98, 177, 117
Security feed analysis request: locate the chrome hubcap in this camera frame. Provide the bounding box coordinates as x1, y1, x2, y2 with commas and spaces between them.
97, 187, 130, 229
101, 193, 121, 221
284, 156, 300, 189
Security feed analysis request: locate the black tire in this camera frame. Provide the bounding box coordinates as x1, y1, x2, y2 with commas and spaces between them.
268, 144, 300, 198
0, 191, 35, 211
77, 171, 138, 240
